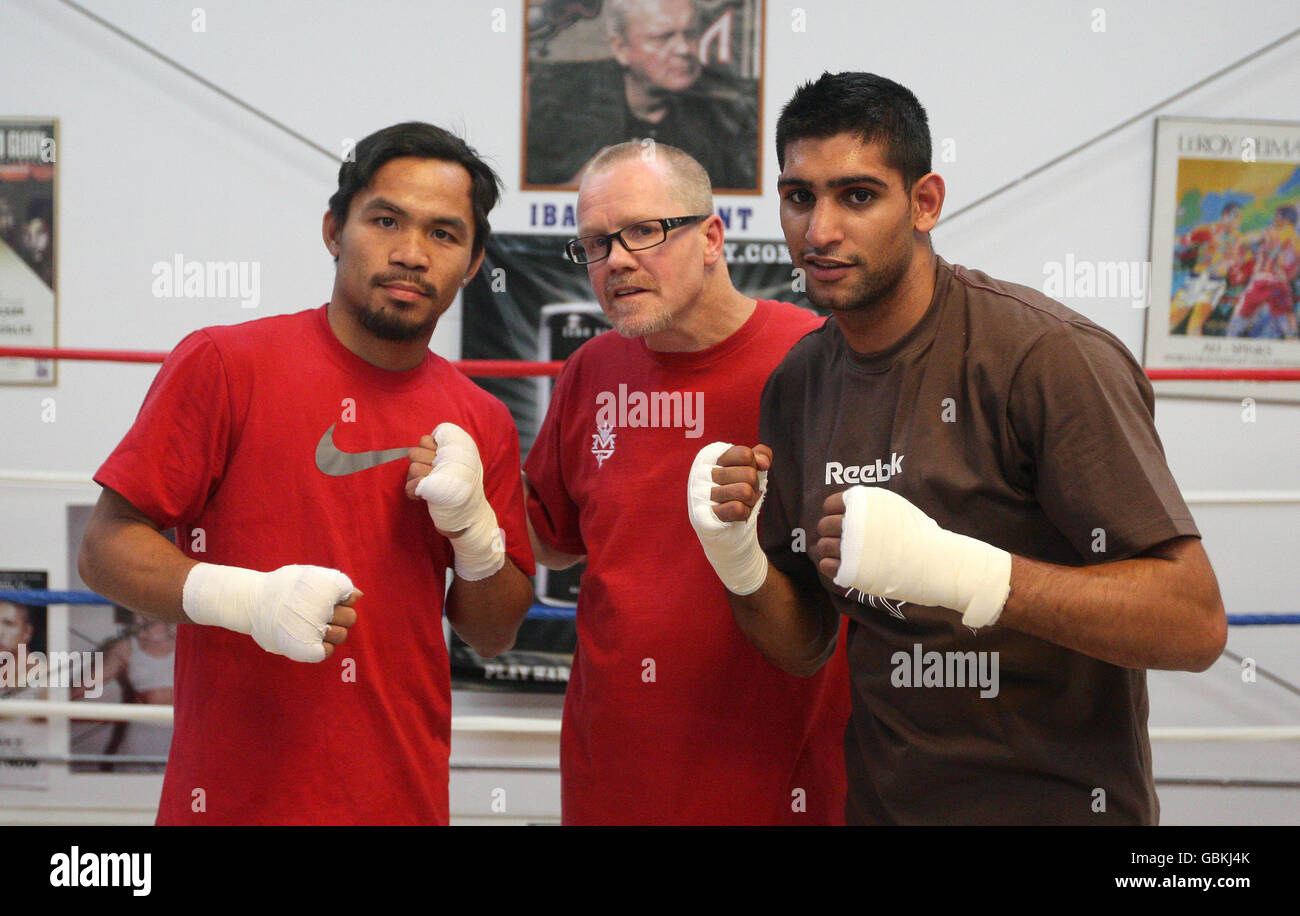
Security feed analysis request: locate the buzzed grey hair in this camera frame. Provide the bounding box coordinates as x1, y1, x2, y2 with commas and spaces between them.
579, 140, 714, 214
605, 0, 699, 40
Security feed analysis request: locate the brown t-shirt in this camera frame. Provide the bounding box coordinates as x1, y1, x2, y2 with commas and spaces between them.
759, 257, 1199, 825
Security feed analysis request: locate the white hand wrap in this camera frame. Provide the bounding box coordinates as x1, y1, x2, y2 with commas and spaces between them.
687, 441, 770, 596
181, 562, 354, 663
832, 486, 1011, 628
414, 422, 505, 581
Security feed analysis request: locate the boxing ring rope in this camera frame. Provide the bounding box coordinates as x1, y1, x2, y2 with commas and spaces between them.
0, 346, 564, 377
4, 344, 1300, 382
3, 695, 1297, 741
2, 345, 1298, 751
3, 590, 1298, 744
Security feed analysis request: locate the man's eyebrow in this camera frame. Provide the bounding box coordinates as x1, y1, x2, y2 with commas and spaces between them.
361, 197, 468, 232
360, 197, 408, 216
576, 216, 656, 236
777, 174, 890, 190
830, 174, 889, 189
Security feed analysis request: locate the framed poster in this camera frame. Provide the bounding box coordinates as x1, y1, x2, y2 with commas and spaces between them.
522, 0, 764, 193
0, 118, 57, 384
67, 606, 174, 773
65, 504, 173, 772
1145, 117, 1300, 400
0, 569, 49, 789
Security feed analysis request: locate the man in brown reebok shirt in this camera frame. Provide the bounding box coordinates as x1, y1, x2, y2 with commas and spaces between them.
685, 72, 1227, 824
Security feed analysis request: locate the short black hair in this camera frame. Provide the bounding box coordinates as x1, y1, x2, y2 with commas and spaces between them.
1277, 205, 1298, 226
25, 196, 52, 224
328, 122, 502, 259
776, 72, 932, 190
1222, 201, 1242, 216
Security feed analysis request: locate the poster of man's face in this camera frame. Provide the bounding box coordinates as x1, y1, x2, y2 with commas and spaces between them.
523, 0, 763, 193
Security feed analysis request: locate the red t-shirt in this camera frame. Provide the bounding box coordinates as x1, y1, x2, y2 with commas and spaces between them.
95, 305, 534, 825
525, 300, 851, 825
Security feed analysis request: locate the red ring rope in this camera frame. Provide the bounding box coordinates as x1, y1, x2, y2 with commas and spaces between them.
0, 346, 564, 378
2, 346, 1299, 381
1143, 368, 1300, 381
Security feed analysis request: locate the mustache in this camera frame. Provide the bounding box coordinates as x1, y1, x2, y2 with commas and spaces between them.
372, 272, 437, 299
802, 248, 859, 264
606, 280, 656, 296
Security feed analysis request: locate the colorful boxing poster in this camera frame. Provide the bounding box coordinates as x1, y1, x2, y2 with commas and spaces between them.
0, 119, 57, 385
522, 0, 764, 193
0, 569, 50, 789
1145, 117, 1300, 400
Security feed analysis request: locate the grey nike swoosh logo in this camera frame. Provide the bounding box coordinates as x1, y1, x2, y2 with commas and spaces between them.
315, 424, 410, 476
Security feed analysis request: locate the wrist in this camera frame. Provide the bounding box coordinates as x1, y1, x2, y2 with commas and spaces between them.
181, 562, 259, 635
447, 504, 506, 581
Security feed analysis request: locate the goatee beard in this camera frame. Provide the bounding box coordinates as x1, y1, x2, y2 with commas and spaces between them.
358, 303, 438, 342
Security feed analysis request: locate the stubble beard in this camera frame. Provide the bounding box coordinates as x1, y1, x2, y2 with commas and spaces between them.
807, 244, 912, 317
605, 294, 673, 339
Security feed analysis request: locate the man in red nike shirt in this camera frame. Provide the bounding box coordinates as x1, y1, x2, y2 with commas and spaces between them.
79, 122, 535, 824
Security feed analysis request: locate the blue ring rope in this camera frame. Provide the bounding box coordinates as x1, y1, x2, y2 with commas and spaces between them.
0, 589, 579, 622
3, 590, 1297, 626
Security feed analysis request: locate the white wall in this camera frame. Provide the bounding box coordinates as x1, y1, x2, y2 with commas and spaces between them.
0, 0, 1297, 824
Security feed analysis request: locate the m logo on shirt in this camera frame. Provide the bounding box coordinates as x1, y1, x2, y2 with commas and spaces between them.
591, 423, 616, 467
825, 453, 904, 485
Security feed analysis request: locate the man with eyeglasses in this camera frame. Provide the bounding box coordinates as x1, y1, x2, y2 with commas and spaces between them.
522, 141, 850, 825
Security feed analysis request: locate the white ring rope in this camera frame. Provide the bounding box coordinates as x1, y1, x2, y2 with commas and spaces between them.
3, 470, 1300, 505
0, 699, 561, 734
0, 698, 1292, 741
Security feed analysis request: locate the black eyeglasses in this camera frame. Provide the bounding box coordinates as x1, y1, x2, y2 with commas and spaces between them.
564, 215, 710, 265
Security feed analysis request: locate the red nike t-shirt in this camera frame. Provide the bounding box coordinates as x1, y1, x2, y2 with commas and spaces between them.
95, 305, 534, 825
525, 299, 852, 824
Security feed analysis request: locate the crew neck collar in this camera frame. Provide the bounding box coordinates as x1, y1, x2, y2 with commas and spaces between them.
314, 304, 435, 391
640, 299, 769, 370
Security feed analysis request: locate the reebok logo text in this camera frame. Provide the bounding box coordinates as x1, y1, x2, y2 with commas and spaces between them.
825, 453, 904, 485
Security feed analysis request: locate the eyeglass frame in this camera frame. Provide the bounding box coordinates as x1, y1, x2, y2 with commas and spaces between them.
564, 214, 711, 265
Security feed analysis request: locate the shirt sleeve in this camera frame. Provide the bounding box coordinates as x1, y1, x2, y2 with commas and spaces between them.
520, 361, 587, 553
478, 399, 536, 578
1006, 322, 1199, 561
94, 329, 232, 530
522, 359, 587, 556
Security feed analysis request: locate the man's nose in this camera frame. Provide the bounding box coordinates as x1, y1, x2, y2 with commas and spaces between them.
391, 230, 430, 270
603, 235, 640, 271
804, 199, 843, 250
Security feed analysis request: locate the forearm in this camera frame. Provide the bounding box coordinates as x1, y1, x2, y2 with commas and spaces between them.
727, 564, 838, 677
445, 559, 535, 658
999, 537, 1226, 671
77, 495, 197, 624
